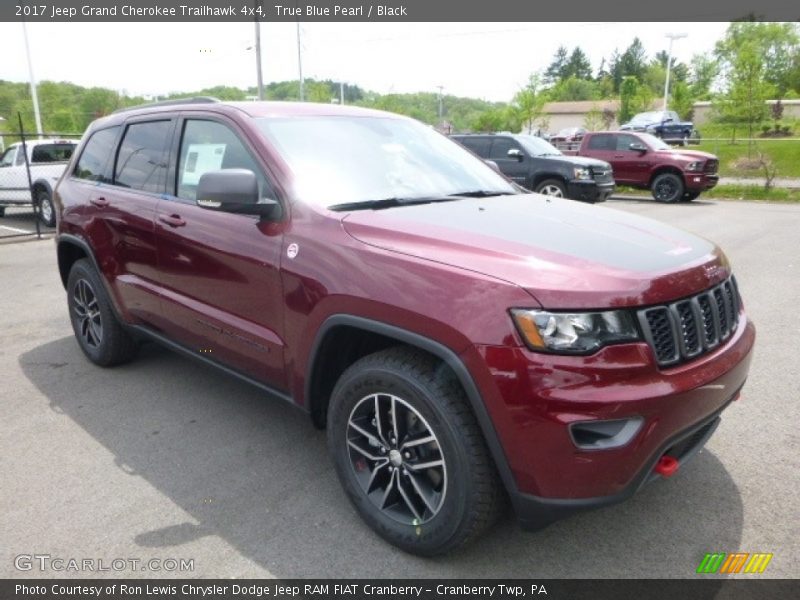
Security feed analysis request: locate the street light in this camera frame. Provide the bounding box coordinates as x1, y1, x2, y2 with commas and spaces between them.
663, 32, 687, 112
22, 21, 44, 138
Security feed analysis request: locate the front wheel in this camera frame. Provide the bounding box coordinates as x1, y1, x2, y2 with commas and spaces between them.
327, 347, 503, 556
651, 173, 685, 203
534, 179, 566, 198
36, 188, 56, 227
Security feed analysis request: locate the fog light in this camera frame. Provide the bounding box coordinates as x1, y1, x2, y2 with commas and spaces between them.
569, 417, 643, 450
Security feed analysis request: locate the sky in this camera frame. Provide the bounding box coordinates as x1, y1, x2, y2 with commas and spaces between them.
1, 22, 731, 102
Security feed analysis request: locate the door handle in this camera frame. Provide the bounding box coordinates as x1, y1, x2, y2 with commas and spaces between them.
90, 197, 109, 207
158, 214, 186, 228
613, 154, 624, 158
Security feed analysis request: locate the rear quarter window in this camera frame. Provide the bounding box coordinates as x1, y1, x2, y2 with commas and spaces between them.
31, 143, 76, 163
455, 137, 491, 158
74, 127, 120, 182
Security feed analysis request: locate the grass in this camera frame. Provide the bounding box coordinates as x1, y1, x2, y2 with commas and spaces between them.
686, 139, 800, 179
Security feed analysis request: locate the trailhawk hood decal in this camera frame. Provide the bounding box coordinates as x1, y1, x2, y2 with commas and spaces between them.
341, 194, 729, 308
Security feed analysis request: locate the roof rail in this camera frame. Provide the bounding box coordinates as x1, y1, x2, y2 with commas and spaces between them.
112, 96, 221, 114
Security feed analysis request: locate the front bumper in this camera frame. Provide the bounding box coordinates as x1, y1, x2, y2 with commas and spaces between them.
567, 179, 615, 203
686, 173, 719, 191
462, 313, 755, 527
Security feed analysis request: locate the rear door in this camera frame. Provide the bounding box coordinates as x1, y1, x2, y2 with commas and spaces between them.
153, 115, 287, 387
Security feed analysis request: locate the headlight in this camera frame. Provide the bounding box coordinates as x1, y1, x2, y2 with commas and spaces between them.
573, 167, 592, 180
686, 161, 704, 172
511, 309, 640, 354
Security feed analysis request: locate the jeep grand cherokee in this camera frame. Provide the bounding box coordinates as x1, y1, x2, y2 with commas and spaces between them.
54, 98, 755, 556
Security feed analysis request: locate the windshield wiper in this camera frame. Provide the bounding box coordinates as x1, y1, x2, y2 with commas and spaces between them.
329, 196, 459, 211
447, 190, 512, 198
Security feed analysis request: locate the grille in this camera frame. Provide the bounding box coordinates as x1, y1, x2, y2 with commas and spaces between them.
591, 167, 613, 183
704, 160, 719, 174
638, 276, 740, 367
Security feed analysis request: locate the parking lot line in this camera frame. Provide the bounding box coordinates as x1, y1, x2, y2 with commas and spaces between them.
0, 224, 33, 234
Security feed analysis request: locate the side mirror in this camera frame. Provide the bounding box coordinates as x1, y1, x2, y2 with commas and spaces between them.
629, 143, 647, 153
484, 159, 501, 173
196, 169, 281, 220
507, 148, 524, 161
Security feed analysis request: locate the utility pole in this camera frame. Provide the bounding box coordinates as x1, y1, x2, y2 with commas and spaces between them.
296, 19, 304, 101
436, 85, 444, 121
22, 21, 43, 138
254, 3, 264, 101
663, 32, 687, 111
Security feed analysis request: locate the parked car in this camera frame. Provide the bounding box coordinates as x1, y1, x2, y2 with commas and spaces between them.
452, 132, 615, 203
55, 99, 754, 556
549, 127, 587, 144
0, 139, 77, 226
565, 131, 719, 202
620, 111, 695, 145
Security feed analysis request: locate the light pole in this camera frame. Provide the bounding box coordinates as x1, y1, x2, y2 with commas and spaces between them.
436, 85, 444, 121
663, 32, 687, 112
296, 19, 304, 101
254, 5, 264, 101
22, 21, 43, 138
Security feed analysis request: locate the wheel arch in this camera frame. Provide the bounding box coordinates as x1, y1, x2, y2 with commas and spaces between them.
648, 166, 685, 188
31, 178, 53, 199
530, 172, 567, 191
305, 314, 518, 497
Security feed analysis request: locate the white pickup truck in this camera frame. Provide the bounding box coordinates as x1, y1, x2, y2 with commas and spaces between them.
0, 139, 78, 226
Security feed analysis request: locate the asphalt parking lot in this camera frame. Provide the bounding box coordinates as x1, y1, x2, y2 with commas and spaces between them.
0, 206, 53, 241
1, 198, 798, 579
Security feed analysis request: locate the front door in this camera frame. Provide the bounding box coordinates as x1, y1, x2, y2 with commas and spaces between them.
154, 116, 287, 388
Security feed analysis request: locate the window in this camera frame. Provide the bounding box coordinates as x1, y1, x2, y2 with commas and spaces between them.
587, 134, 614, 151
15, 147, 27, 166
31, 143, 76, 163
0, 146, 15, 167
489, 138, 522, 160
177, 119, 274, 202
458, 137, 491, 158
615, 134, 639, 152
114, 121, 171, 192
74, 127, 119, 182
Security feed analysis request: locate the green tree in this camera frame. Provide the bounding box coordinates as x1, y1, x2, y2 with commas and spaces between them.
545, 46, 569, 84
513, 74, 548, 134
688, 54, 719, 100
670, 81, 694, 120
619, 76, 640, 123
548, 76, 600, 102
566, 47, 593, 80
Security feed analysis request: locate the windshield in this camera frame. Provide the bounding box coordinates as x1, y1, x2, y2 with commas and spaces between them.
0, 146, 15, 167
630, 112, 662, 124
256, 116, 515, 208
639, 133, 672, 150
516, 135, 562, 157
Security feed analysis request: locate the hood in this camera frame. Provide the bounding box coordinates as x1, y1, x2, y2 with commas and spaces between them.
341, 194, 729, 309
653, 149, 718, 162
547, 154, 611, 170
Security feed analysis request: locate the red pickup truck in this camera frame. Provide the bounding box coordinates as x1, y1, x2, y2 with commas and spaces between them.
566, 131, 719, 202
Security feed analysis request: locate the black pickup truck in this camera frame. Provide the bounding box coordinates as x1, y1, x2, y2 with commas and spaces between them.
619, 111, 695, 145
452, 133, 615, 203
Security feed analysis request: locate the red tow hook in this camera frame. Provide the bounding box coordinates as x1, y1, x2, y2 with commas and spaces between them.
654, 455, 680, 478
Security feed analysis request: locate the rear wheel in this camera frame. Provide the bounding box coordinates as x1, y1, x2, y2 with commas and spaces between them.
327, 347, 503, 556
0, 207, 5, 217
651, 173, 684, 203
36, 188, 56, 227
67, 259, 137, 366
534, 179, 566, 198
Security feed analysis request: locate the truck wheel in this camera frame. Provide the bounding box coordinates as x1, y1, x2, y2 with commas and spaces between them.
67, 259, 138, 367
36, 188, 56, 227
681, 191, 701, 202
0, 207, 5, 217
534, 179, 566, 198
327, 346, 503, 556
651, 173, 684, 203
681, 133, 690, 147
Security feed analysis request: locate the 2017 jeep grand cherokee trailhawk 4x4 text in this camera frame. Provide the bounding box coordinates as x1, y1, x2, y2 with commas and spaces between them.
55, 99, 755, 556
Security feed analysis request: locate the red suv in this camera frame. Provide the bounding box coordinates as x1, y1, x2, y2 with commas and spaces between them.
54, 99, 755, 556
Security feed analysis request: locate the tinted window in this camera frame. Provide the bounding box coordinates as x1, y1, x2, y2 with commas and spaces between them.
0, 146, 15, 167
177, 119, 274, 202
587, 134, 614, 151
456, 137, 491, 158
74, 127, 119, 182
31, 143, 75, 163
114, 121, 171, 192
489, 138, 522, 160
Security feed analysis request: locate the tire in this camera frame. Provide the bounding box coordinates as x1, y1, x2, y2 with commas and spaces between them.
534, 178, 566, 198
651, 173, 684, 203
681, 133, 690, 147
0, 206, 5, 217
67, 259, 137, 367
327, 346, 503, 556
36, 188, 56, 227
681, 191, 701, 202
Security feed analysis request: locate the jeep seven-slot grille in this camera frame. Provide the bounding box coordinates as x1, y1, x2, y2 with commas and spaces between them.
638, 276, 740, 367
